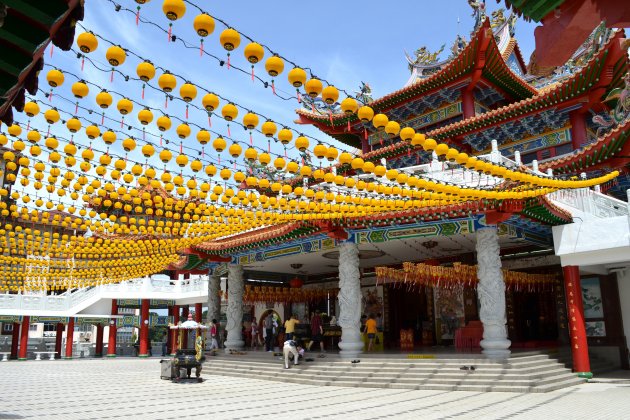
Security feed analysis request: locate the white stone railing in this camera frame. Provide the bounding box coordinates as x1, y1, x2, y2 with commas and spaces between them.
0, 276, 208, 315
548, 188, 629, 219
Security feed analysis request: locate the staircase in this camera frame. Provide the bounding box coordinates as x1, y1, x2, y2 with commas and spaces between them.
548, 347, 620, 375
203, 351, 585, 393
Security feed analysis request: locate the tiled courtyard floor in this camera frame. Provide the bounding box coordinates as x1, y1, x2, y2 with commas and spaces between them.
1, 358, 629, 419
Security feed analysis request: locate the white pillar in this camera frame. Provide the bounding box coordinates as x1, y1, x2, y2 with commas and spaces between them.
207, 272, 221, 324
337, 241, 363, 359
224, 264, 244, 351
476, 227, 511, 360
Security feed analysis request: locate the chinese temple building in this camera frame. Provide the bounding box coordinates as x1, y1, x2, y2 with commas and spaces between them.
0, 1, 628, 388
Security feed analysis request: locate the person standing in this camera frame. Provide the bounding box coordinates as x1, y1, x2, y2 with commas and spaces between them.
264, 313, 274, 352
284, 314, 299, 341
366, 313, 377, 352
208, 319, 219, 351
282, 339, 301, 369
307, 310, 325, 353
250, 317, 261, 349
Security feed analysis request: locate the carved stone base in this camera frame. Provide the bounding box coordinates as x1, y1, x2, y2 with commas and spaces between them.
224, 264, 244, 351
476, 227, 511, 360
337, 242, 363, 359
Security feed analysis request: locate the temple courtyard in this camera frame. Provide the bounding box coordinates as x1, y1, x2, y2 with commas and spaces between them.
1, 359, 629, 419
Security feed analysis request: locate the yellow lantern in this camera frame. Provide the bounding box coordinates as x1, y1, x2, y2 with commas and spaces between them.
351, 157, 365, 170
288, 67, 307, 87
176, 123, 191, 139
77, 32, 98, 53
159, 149, 172, 163
202, 93, 219, 112
96, 90, 113, 108
422, 138, 437, 152
141, 144, 155, 158
305, 78, 323, 98
326, 146, 339, 162
137, 108, 154, 125
384, 121, 400, 138
26, 129, 41, 143
278, 128, 293, 145
85, 125, 100, 139
193, 13, 215, 36
24, 101, 40, 117
106, 45, 126, 66
158, 71, 177, 92
243, 42, 264, 63
261, 120, 277, 137
46, 69, 64, 87
156, 114, 172, 131
322, 85, 339, 104
295, 136, 309, 152
162, 0, 186, 20
212, 137, 226, 152
220, 168, 232, 180
196, 130, 210, 145
117, 98, 133, 115
411, 133, 426, 147
265, 55, 284, 77
340, 97, 358, 115
400, 127, 415, 141
313, 144, 327, 159
372, 113, 388, 131
434, 143, 449, 157
286, 161, 299, 174
136, 60, 156, 81
273, 157, 286, 170
244, 147, 257, 162
259, 152, 271, 166
221, 103, 238, 121
228, 143, 242, 158
180, 82, 197, 102
122, 137, 136, 152
338, 152, 352, 165
242, 112, 259, 129
102, 131, 116, 145
357, 106, 374, 122
66, 118, 81, 133
71, 81, 89, 99
219, 28, 241, 51
175, 154, 188, 167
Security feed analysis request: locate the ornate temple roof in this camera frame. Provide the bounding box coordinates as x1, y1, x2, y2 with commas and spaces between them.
296, 19, 537, 148
0, 0, 84, 125
357, 29, 628, 163
539, 119, 630, 174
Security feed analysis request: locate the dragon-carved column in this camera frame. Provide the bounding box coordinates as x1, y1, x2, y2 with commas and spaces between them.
476, 226, 511, 360
224, 264, 244, 351
207, 272, 221, 325
337, 241, 363, 359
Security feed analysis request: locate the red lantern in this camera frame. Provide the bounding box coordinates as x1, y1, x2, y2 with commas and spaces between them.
289, 277, 304, 288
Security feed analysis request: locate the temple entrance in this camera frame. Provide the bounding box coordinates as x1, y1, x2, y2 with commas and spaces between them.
385, 285, 432, 350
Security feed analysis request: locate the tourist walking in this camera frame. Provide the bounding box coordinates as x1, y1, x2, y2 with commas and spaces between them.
284, 314, 299, 340
307, 310, 325, 353
264, 313, 274, 352
250, 317, 261, 349
282, 339, 302, 369
208, 319, 219, 350
366, 314, 378, 352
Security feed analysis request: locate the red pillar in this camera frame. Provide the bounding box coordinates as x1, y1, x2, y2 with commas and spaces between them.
65, 318, 75, 359
108, 300, 118, 357
462, 88, 475, 119
139, 299, 150, 357
181, 307, 189, 349
10, 322, 19, 360
195, 303, 203, 322
95, 324, 104, 357
562, 266, 592, 378
170, 304, 180, 355
54, 323, 64, 359
18, 316, 30, 360
570, 110, 587, 150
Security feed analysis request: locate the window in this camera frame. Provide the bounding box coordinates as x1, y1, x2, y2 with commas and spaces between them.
2, 323, 13, 333
29, 325, 38, 331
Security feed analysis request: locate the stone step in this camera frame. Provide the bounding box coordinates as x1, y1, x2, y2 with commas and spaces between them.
204, 360, 572, 378
203, 368, 584, 393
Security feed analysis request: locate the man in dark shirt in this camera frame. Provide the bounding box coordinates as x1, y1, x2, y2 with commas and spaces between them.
307, 310, 325, 353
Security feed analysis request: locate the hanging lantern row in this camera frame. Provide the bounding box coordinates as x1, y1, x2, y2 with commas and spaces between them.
241, 285, 337, 304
